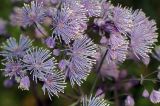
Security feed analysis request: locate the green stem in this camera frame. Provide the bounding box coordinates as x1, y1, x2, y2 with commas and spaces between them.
90, 49, 108, 95
143, 70, 159, 78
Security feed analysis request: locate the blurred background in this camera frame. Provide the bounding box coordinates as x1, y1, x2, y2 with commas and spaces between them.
0, 0, 160, 106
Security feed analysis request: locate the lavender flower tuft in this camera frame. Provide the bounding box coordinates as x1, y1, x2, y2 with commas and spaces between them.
150, 90, 160, 104
80, 0, 102, 17
18, 76, 30, 90
52, 0, 88, 44
106, 32, 129, 64
125, 96, 135, 106
23, 47, 56, 82
111, 5, 133, 34
82, 95, 108, 106
1, 58, 26, 81
13, 1, 45, 27
142, 89, 149, 98
65, 35, 97, 86
42, 70, 66, 99
0, 35, 33, 59
130, 10, 158, 63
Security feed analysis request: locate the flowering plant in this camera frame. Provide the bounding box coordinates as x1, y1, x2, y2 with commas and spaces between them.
0, 0, 160, 106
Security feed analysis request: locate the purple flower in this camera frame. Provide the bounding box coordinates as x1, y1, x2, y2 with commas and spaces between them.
111, 5, 133, 34
95, 4, 133, 34
10, 7, 23, 27
82, 95, 108, 106
142, 89, 149, 98
12, 1, 45, 27
95, 3, 158, 65
63, 0, 88, 23
81, 0, 102, 17
129, 10, 158, 64
150, 90, 160, 104
23, 47, 56, 82
0, 18, 7, 35
52, 1, 88, 44
45, 7, 57, 18
125, 96, 135, 106
45, 37, 56, 48
2, 58, 26, 80
36, 0, 50, 6
41, 70, 66, 99
3, 79, 14, 88
53, 49, 60, 56
106, 32, 129, 63
65, 35, 97, 86
101, 1, 113, 17
23, 1, 46, 26
18, 76, 30, 90
0, 35, 32, 58
58, 59, 69, 70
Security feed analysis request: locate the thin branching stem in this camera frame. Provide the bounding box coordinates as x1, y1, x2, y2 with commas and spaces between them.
90, 49, 108, 95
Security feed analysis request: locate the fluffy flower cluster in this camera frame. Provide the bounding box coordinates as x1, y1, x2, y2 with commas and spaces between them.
82, 95, 108, 106
62, 35, 97, 86
1, 0, 99, 99
0, 35, 66, 99
10, 1, 45, 27
95, 2, 158, 64
0, 0, 159, 105
52, 0, 88, 43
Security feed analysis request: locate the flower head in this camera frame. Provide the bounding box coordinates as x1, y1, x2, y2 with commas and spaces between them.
130, 10, 158, 64
23, 47, 56, 82
18, 76, 30, 90
111, 5, 133, 34
13, 1, 45, 27
142, 89, 149, 98
58, 59, 69, 70
95, 4, 133, 34
52, 1, 88, 44
2, 58, 26, 80
0, 35, 33, 59
65, 35, 97, 86
42, 70, 66, 99
81, 0, 102, 17
150, 90, 160, 104
82, 95, 108, 106
106, 32, 129, 64
10, 7, 23, 27
125, 96, 135, 106
45, 37, 56, 49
